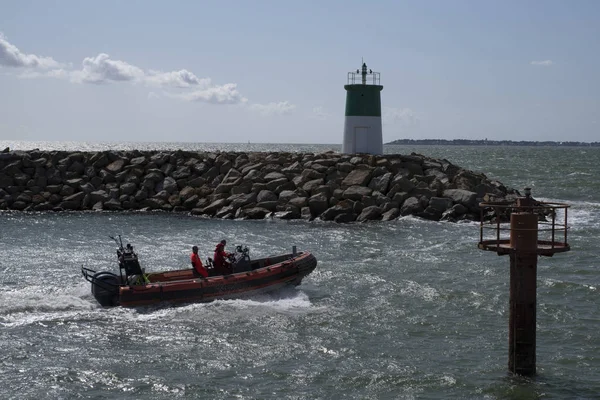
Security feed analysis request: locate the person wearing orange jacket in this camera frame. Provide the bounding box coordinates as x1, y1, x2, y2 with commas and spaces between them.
213, 239, 232, 275
190, 246, 208, 278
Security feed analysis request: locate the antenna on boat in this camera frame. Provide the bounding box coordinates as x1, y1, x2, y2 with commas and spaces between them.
109, 235, 124, 249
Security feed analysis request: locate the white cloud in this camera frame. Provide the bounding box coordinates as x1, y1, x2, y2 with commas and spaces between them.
0, 33, 61, 69
146, 69, 209, 88
175, 83, 248, 104
70, 53, 144, 84
1, 34, 280, 108
311, 106, 330, 120
530, 60, 554, 66
250, 101, 296, 116
383, 107, 420, 126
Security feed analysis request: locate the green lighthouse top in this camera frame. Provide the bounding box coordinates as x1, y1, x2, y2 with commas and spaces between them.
347, 61, 380, 85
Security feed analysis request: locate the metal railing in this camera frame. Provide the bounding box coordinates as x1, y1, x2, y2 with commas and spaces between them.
478, 201, 570, 256
347, 71, 381, 85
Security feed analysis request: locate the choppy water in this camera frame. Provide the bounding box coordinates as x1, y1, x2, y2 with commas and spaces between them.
1, 142, 599, 399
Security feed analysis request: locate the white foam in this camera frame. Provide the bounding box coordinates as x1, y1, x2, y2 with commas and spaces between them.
400, 280, 440, 302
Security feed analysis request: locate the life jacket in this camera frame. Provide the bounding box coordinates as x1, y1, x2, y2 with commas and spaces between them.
213, 243, 230, 274
190, 253, 208, 278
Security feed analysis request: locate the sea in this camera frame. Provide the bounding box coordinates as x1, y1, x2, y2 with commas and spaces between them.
0, 141, 598, 399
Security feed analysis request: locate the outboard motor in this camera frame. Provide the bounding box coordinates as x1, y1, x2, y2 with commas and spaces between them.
81, 235, 145, 307
91, 271, 121, 306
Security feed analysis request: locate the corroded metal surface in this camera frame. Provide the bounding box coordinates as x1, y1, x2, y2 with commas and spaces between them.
477, 192, 571, 376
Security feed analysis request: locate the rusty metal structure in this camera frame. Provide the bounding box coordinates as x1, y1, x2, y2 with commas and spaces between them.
478, 188, 570, 376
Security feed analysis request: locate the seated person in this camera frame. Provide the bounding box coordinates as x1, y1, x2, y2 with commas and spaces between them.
213, 239, 232, 275
190, 246, 208, 278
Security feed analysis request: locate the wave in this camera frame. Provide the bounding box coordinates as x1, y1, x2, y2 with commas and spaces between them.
567, 171, 592, 176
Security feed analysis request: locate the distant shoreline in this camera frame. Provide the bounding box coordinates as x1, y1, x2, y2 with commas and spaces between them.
386, 139, 600, 147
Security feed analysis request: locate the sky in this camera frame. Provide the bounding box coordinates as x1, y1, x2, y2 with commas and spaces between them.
1, 0, 599, 144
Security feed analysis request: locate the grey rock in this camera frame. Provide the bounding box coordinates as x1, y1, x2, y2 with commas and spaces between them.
428, 197, 453, 212
120, 182, 137, 196
202, 198, 229, 215
105, 159, 127, 174
266, 177, 289, 192
341, 169, 372, 187
443, 189, 478, 209
264, 172, 287, 181
400, 197, 423, 216
320, 200, 354, 221
357, 205, 382, 222
89, 190, 110, 203
257, 190, 277, 203
244, 207, 271, 219
334, 213, 356, 223
104, 198, 123, 210
162, 177, 178, 194
342, 185, 373, 201
59, 185, 75, 197
369, 172, 392, 194
229, 192, 257, 209
381, 208, 400, 221
302, 178, 324, 193
308, 193, 329, 216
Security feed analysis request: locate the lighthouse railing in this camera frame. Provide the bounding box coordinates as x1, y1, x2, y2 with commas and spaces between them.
347, 71, 380, 85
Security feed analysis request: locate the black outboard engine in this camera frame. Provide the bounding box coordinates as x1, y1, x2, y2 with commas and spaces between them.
90, 271, 121, 306
82, 235, 145, 307
231, 245, 252, 273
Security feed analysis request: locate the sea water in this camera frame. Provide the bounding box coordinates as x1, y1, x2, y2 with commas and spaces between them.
1, 142, 599, 399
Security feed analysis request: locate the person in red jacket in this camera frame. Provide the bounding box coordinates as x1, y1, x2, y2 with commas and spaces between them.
190, 246, 208, 278
213, 239, 232, 275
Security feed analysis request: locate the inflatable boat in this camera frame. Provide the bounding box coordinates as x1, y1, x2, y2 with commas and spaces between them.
81, 237, 317, 307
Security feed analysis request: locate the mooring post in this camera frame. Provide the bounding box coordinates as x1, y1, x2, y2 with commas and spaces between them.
478, 188, 570, 376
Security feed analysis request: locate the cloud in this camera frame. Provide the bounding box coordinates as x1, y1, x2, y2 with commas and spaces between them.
311, 106, 330, 120
147, 91, 160, 100
0, 33, 61, 69
174, 83, 248, 104
530, 60, 554, 66
250, 101, 296, 116
146, 69, 209, 88
2, 33, 285, 108
70, 53, 144, 84
383, 107, 420, 126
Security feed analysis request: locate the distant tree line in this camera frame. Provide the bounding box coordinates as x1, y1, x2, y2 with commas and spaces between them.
385, 139, 600, 147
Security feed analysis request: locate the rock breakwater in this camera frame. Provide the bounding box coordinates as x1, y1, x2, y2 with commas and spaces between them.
0, 149, 518, 222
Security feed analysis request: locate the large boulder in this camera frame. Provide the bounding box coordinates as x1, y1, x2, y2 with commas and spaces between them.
263, 172, 287, 181
357, 205, 382, 222
308, 193, 329, 216
257, 190, 277, 203
202, 198, 229, 215
400, 196, 423, 216
342, 186, 372, 201
243, 207, 271, 219
341, 169, 372, 187
105, 159, 127, 174
442, 189, 478, 209
381, 208, 400, 221
368, 172, 392, 194
320, 200, 354, 221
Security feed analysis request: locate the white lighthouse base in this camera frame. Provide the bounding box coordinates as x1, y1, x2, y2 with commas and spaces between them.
342, 116, 383, 155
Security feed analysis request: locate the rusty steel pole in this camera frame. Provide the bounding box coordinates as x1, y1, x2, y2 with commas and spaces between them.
508, 197, 538, 375
478, 189, 570, 377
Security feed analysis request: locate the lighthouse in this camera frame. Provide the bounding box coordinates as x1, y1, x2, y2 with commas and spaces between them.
342, 62, 383, 155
